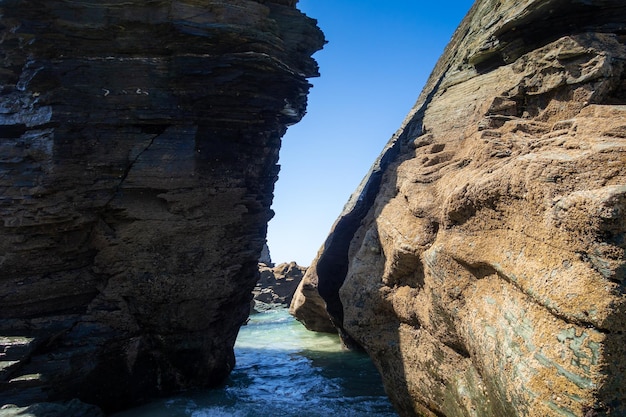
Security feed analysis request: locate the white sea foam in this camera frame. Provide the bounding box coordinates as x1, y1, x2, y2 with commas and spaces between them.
111, 309, 397, 417
189, 407, 246, 417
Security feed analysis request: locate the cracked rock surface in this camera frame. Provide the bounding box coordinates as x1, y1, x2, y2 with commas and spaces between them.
0, 0, 323, 411
292, 1, 626, 416
253, 262, 306, 310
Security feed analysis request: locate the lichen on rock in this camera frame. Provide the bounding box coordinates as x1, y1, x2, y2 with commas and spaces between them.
292, 1, 626, 416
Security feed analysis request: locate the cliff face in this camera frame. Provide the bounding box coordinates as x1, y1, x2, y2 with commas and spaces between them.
0, 0, 323, 411
292, 1, 626, 416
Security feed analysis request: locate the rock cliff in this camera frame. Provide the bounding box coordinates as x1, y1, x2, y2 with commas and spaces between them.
0, 0, 323, 411
292, 1, 626, 416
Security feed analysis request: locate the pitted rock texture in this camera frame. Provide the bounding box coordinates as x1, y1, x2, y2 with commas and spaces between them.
293, 1, 626, 416
0, 0, 323, 411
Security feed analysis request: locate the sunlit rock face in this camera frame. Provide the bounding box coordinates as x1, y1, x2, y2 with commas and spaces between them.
0, 0, 323, 411
253, 262, 306, 310
293, 1, 626, 416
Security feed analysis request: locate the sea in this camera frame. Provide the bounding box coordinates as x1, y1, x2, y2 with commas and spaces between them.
112, 308, 398, 417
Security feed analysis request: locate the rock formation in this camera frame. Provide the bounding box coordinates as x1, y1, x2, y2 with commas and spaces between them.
252, 262, 306, 311
290, 258, 337, 334
0, 0, 323, 412
0, 400, 104, 417
259, 243, 274, 266
292, 1, 626, 416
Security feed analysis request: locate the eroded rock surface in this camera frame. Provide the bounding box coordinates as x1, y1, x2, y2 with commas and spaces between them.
293, 1, 626, 416
290, 259, 337, 334
0, 0, 323, 411
253, 261, 306, 310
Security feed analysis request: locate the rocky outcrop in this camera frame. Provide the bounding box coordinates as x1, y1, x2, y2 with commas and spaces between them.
0, 400, 104, 417
293, 1, 626, 416
252, 262, 306, 311
0, 0, 323, 412
290, 259, 336, 334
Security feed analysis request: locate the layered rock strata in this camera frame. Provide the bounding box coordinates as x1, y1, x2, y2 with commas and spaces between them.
292, 1, 626, 416
0, 0, 323, 411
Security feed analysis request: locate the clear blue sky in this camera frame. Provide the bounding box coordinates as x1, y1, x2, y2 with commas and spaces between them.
266, 0, 474, 266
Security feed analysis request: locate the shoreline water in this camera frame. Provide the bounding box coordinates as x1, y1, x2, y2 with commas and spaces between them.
112, 309, 397, 417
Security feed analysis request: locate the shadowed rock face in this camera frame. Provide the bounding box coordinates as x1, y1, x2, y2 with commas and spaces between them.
0, 0, 323, 411
292, 1, 626, 416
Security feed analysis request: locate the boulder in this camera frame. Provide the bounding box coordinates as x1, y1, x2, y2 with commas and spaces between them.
294, 1, 626, 416
253, 262, 306, 311
0, 0, 324, 412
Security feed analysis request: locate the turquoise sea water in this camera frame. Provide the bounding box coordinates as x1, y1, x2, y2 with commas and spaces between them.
112, 309, 398, 417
